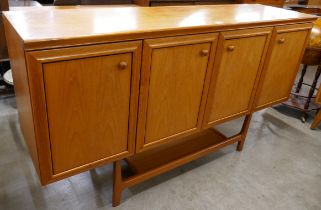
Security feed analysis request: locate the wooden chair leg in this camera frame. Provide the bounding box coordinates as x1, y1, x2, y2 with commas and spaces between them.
237, 114, 252, 151
304, 65, 321, 111
295, 64, 308, 93
113, 161, 123, 207
311, 110, 321, 129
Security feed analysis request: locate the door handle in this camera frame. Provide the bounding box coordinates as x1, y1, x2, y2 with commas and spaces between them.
118, 61, 128, 70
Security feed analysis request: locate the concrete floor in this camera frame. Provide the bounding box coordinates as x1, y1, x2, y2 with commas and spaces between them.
0, 66, 321, 210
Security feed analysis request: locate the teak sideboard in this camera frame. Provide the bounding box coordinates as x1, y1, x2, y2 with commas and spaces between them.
3, 4, 316, 206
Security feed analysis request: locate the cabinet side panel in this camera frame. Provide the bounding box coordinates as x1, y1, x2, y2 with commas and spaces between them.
3, 17, 40, 175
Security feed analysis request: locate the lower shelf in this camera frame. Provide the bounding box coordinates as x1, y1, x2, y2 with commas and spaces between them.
125, 128, 240, 175
113, 116, 251, 206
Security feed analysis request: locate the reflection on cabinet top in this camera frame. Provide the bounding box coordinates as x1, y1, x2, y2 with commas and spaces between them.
3, 4, 316, 50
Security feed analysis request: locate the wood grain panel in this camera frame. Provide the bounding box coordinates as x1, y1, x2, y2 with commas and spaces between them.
3, 17, 39, 175
2, 5, 316, 50
145, 43, 209, 141
137, 33, 218, 152
44, 53, 131, 174
203, 28, 272, 127
26, 41, 141, 183
255, 24, 311, 110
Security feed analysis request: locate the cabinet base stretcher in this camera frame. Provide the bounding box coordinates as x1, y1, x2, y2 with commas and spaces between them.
112, 114, 252, 207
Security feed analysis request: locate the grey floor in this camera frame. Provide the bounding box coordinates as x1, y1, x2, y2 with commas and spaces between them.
1, 67, 321, 210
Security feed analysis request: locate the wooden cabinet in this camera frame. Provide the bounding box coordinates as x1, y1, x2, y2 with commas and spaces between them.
203, 28, 272, 127
137, 34, 218, 151
3, 5, 315, 187
255, 24, 311, 110
26, 41, 142, 176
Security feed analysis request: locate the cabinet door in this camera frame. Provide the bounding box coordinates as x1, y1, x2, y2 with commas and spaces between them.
27, 41, 141, 176
255, 24, 311, 110
203, 28, 272, 127
137, 34, 218, 152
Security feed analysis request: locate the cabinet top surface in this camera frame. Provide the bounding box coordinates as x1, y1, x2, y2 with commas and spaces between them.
3, 4, 316, 50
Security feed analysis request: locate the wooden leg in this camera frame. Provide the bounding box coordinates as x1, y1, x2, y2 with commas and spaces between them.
295, 64, 308, 93
237, 114, 252, 151
300, 65, 321, 123
304, 65, 321, 111
311, 110, 321, 129
113, 161, 123, 207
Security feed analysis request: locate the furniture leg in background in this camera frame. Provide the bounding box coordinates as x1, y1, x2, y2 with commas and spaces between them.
282, 13, 321, 123
283, 47, 321, 122
304, 65, 321, 112
295, 64, 308, 93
